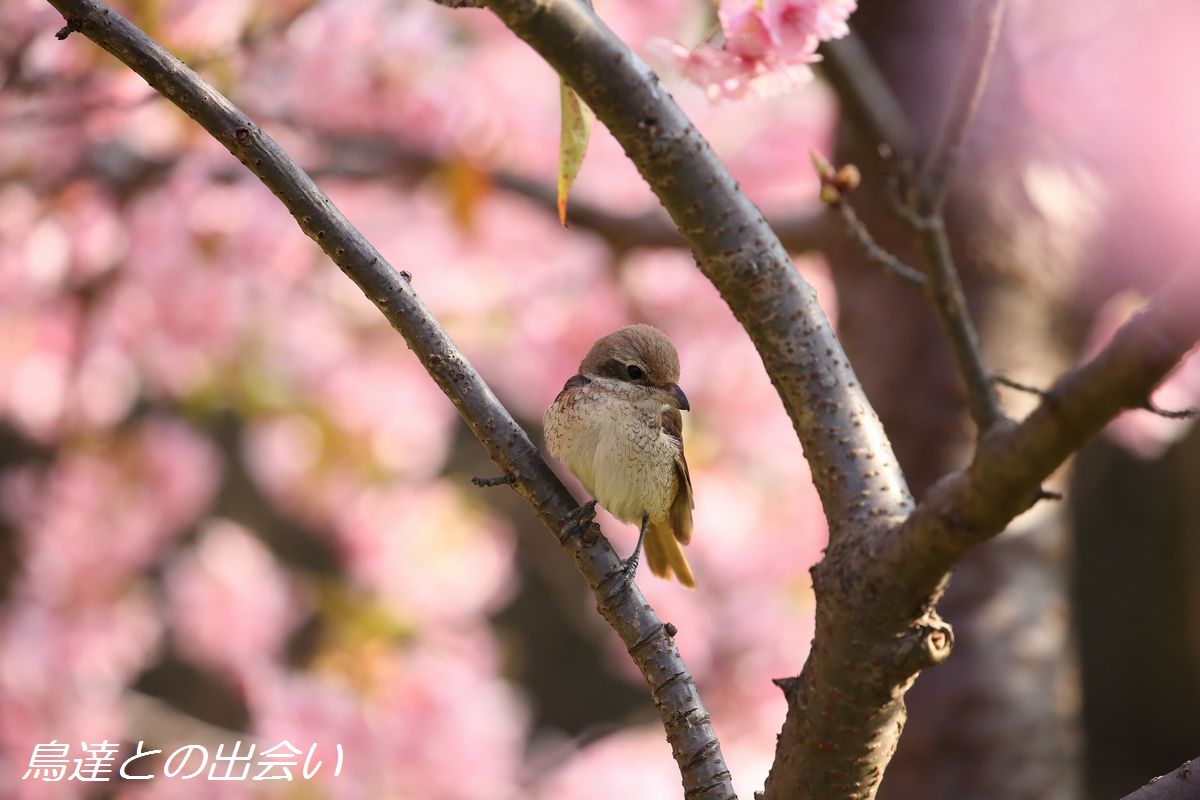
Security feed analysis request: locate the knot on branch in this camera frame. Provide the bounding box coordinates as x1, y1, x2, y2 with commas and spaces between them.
471, 473, 516, 488
55, 19, 82, 39
771, 675, 803, 702
629, 621, 678, 657
895, 616, 954, 673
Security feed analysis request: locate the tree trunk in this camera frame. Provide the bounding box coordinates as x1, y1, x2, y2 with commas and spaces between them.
829, 2, 1088, 797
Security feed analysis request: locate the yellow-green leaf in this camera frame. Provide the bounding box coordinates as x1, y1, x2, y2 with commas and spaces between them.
557, 80, 593, 226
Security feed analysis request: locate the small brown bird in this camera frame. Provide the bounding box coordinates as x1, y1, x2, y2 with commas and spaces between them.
544, 324, 695, 587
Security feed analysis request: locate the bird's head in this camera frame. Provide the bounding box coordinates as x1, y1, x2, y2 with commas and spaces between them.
579, 324, 689, 411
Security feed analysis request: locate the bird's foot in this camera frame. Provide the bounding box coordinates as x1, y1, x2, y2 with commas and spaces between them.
604, 513, 648, 597
601, 551, 641, 599
616, 551, 640, 588
561, 500, 598, 541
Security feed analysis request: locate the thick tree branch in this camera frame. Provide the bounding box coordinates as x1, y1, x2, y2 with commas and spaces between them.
1120, 757, 1200, 800
764, 272, 1200, 799
43, 1, 732, 796
886, 269, 1200, 604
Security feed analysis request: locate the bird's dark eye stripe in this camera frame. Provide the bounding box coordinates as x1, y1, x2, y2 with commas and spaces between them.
597, 359, 628, 381
626, 363, 644, 380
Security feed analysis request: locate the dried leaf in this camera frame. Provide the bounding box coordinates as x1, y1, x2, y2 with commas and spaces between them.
557, 80, 593, 226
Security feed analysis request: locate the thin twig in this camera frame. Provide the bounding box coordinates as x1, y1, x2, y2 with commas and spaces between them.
817, 32, 919, 162
812, 153, 925, 287
920, 0, 1007, 208
818, 11, 1006, 432
885, 168, 928, 230
838, 201, 926, 287
1143, 399, 1199, 420
913, 212, 1005, 431
44, 3, 726, 795
898, 0, 1009, 432
993, 374, 1050, 399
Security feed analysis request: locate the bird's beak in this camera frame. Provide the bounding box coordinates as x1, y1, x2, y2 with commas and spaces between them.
666, 383, 690, 412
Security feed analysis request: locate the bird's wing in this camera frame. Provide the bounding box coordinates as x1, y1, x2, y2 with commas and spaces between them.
662, 407, 694, 545
554, 373, 591, 403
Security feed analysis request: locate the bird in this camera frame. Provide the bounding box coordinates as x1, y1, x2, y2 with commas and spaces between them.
544, 324, 695, 587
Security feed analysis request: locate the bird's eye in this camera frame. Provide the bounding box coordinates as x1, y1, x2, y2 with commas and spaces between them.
626, 364, 644, 380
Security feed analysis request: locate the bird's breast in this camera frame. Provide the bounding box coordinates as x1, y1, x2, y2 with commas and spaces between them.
545, 388, 679, 525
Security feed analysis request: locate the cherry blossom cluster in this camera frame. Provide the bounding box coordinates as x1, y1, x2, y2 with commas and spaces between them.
650, 0, 857, 101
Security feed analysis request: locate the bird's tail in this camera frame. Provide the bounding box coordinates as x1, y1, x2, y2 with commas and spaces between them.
644, 520, 696, 588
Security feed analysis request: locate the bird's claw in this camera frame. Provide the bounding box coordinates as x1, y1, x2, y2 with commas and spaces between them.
606, 512, 646, 596
561, 500, 598, 541
602, 552, 640, 598
617, 553, 640, 587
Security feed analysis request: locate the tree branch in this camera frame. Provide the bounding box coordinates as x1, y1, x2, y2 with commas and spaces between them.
817, 9, 1007, 434
836, 197, 926, 287
813, 155, 926, 287
919, 0, 1007, 208
913, 211, 1005, 430
906, 0, 1008, 433
303, 129, 829, 255
451, 0, 1200, 794
477, 3, 929, 798
817, 32, 919, 162
43, 1, 732, 796
763, 271, 1200, 800
61, 127, 829, 257
820, 2, 1009, 434
1120, 757, 1200, 800
886, 269, 1200, 604
492, 169, 829, 256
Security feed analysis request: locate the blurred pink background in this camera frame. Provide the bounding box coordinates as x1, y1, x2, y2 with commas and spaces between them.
1, 0, 1198, 798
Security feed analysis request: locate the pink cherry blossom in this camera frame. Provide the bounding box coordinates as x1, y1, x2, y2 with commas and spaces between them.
1, 418, 220, 603
164, 519, 304, 687
650, 0, 856, 101
331, 481, 516, 624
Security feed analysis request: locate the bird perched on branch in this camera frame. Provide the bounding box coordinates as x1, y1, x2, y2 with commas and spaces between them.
544, 324, 695, 587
